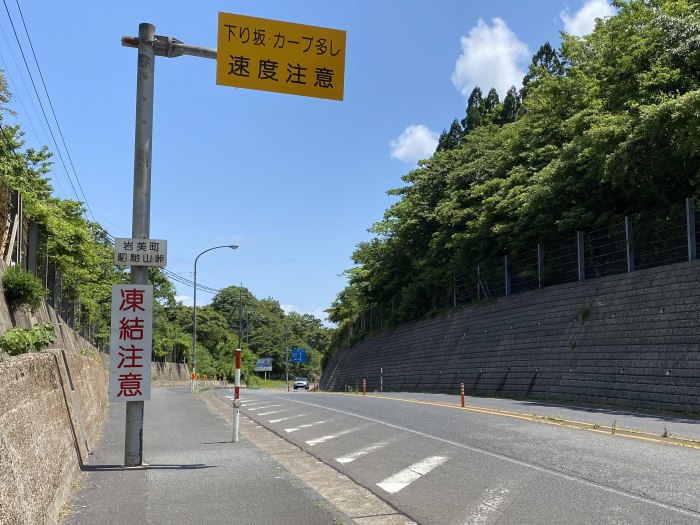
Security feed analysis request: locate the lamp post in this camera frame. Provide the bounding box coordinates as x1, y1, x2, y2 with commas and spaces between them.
191, 244, 238, 390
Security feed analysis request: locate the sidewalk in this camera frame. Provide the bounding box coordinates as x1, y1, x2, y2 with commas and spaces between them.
63, 387, 351, 525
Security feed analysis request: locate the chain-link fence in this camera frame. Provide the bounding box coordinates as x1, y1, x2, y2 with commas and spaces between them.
348, 199, 699, 340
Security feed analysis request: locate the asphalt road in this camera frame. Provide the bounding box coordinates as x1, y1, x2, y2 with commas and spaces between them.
218, 388, 700, 525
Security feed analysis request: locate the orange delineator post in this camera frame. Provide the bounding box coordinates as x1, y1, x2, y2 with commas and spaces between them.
362, 378, 366, 395
461, 382, 465, 407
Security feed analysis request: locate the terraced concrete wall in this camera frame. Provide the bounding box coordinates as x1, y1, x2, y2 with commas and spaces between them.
321, 260, 700, 412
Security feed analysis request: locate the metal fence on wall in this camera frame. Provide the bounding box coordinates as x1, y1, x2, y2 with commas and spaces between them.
348, 198, 699, 339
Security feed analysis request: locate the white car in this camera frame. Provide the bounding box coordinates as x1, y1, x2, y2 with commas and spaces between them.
293, 377, 309, 390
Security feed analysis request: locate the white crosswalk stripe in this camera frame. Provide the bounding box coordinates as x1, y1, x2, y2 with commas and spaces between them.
248, 404, 283, 411
462, 485, 510, 525
305, 428, 358, 446
258, 409, 291, 416
377, 456, 448, 494
269, 414, 308, 424
285, 420, 328, 433
335, 441, 389, 464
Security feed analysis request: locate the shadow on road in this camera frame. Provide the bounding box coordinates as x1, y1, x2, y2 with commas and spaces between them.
81, 463, 216, 472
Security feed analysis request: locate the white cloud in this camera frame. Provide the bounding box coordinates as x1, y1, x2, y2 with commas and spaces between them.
389, 125, 439, 164
451, 18, 530, 98
561, 0, 615, 37
176, 295, 193, 307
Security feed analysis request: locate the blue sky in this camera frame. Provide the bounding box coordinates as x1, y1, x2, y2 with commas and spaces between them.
2, 0, 614, 323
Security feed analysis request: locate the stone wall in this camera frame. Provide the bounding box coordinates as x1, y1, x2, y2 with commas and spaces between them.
0, 350, 108, 525
0, 258, 109, 525
0, 261, 194, 524
152, 361, 191, 384
321, 260, 700, 412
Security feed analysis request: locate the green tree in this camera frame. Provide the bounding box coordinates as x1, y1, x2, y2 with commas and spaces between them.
461, 86, 484, 133
436, 119, 463, 152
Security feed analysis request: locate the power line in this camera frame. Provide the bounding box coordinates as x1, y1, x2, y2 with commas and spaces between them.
12, 0, 94, 221
103, 231, 223, 295
0, 7, 224, 300
0, 0, 82, 208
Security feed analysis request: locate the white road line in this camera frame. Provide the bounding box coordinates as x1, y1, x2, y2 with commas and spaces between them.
248, 405, 284, 412
269, 414, 308, 424
377, 456, 448, 494
258, 409, 291, 416
224, 396, 234, 400
256, 394, 700, 520
240, 401, 266, 406
335, 441, 390, 464
285, 420, 328, 433
305, 427, 359, 446
463, 485, 510, 525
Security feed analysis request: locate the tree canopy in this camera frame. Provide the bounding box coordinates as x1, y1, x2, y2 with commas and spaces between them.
328, 0, 700, 347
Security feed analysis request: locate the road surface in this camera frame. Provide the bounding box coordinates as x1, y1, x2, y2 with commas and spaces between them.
217, 388, 700, 525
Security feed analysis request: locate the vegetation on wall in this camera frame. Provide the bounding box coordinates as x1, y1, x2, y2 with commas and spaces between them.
0, 322, 56, 356
2, 266, 45, 312
327, 0, 700, 351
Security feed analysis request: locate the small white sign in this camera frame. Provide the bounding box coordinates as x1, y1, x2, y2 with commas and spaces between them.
114, 238, 167, 267
109, 284, 153, 402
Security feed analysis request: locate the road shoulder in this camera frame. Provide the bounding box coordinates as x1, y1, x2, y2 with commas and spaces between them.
202, 389, 415, 525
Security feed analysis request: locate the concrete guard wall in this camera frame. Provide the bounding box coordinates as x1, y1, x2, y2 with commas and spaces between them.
0, 261, 193, 524
0, 350, 107, 525
321, 260, 700, 412
0, 258, 109, 525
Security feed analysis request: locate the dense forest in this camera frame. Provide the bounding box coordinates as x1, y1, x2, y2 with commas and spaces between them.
327, 0, 700, 345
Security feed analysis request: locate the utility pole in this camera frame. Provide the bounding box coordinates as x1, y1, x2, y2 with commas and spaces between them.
124, 22, 155, 467
121, 23, 218, 467
285, 325, 289, 392
238, 284, 243, 350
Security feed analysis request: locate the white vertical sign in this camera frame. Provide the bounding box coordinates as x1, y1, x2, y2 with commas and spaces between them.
109, 284, 153, 401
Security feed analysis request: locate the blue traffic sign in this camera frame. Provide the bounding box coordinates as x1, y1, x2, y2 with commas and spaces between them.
290, 348, 306, 363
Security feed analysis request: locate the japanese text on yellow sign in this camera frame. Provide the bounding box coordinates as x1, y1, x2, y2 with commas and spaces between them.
216, 12, 346, 101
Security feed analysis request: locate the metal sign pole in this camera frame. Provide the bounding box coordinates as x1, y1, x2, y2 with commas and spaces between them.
121, 24, 218, 467
125, 22, 155, 468
285, 327, 289, 392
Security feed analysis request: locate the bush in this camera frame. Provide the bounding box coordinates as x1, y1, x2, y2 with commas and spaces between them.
0, 322, 57, 356
2, 266, 45, 312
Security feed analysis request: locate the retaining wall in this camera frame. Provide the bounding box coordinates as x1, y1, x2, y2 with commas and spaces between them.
0, 350, 107, 525
0, 258, 109, 525
321, 260, 700, 412
0, 258, 194, 524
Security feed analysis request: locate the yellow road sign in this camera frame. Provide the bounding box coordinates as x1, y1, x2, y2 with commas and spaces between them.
216, 12, 346, 101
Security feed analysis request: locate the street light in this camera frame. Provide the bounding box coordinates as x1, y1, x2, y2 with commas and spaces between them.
191, 244, 238, 390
